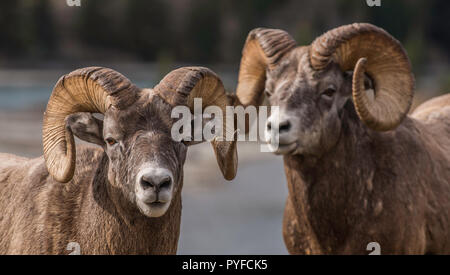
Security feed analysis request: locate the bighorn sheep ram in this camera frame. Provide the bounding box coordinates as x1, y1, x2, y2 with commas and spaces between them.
235, 23, 450, 254
0, 66, 237, 254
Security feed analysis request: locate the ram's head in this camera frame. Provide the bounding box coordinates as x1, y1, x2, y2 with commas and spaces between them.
43, 67, 237, 217
236, 23, 414, 157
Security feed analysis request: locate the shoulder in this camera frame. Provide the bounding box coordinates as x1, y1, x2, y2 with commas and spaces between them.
411, 94, 450, 124
0, 153, 30, 172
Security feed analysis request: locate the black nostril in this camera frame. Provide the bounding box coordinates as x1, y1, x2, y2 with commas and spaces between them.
140, 175, 172, 191
159, 177, 172, 190
140, 178, 154, 190
279, 121, 291, 133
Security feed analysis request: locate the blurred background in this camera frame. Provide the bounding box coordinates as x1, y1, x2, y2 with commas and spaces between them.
0, 0, 448, 254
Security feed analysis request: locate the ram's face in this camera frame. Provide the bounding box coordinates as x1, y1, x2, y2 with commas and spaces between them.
103, 93, 187, 218
68, 92, 187, 218
238, 25, 414, 158
264, 49, 351, 157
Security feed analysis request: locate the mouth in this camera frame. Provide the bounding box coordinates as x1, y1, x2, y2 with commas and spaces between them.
142, 198, 168, 207
137, 198, 171, 218
148, 200, 166, 207
268, 141, 298, 155
140, 195, 169, 208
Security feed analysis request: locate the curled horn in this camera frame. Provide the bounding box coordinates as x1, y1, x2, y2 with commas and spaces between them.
236, 28, 297, 107
43, 67, 139, 183
310, 23, 415, 131
154, 67, 237, 180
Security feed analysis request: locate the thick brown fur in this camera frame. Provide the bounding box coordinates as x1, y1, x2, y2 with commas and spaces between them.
283, 101, 450, 254
0, 146, 181, 255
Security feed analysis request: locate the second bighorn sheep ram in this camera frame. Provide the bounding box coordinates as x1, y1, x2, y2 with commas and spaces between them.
235, 23, 450, 254
0, 66, 237, 254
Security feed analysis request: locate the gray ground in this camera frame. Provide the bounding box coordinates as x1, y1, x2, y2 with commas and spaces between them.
179, 142, 287, 254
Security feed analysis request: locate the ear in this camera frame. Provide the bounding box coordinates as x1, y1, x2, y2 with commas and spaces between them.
341, 70, 374, 110
335, 72, 353, 117
66, 112, 104, 146
211, 130, 238, 181
343, 70, 374, 92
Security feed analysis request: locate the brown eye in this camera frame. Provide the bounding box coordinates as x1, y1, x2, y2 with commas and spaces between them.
322, 87, 336, 98
265, 89, 272, 98
106, 138, 117, 146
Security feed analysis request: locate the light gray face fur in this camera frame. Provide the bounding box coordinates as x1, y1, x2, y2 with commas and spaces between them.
67, 91, 188, 218
264, 48, 355, 158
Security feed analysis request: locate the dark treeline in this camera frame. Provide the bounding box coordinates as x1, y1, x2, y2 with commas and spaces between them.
0, 0, 449, 69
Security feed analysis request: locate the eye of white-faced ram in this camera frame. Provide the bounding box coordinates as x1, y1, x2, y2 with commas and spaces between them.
105, 137, 117, 146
